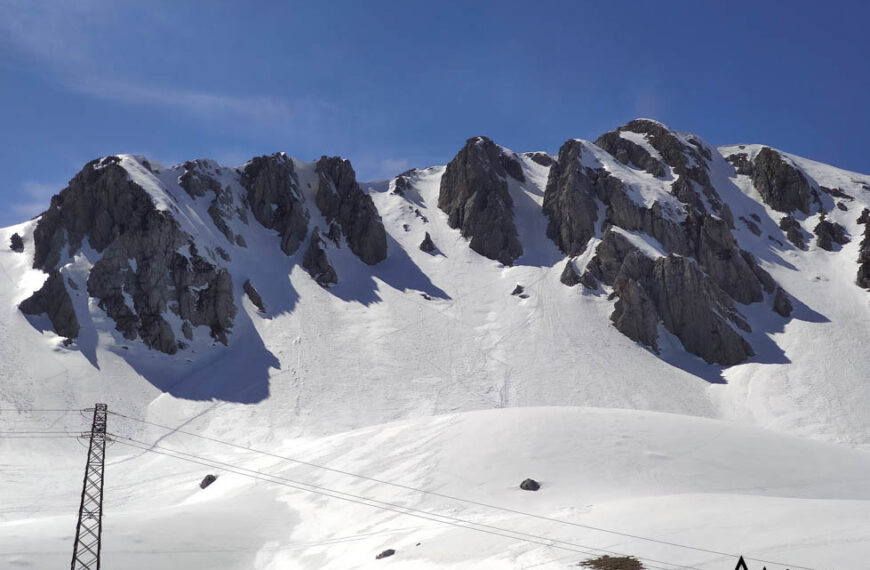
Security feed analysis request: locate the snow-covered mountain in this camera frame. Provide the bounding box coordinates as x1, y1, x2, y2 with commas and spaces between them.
2, 119, 870, 568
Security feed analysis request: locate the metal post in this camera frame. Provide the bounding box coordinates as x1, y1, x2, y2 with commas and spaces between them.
70, 404, 108, 570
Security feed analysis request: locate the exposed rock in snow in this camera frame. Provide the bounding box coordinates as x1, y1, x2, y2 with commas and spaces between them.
595, 130, 666, 177
613, 253, 754, 365
438, 136, 523, 265
542, 140, 599, 256
302, 228, 338, 287
779, 215, 806, 249
18, 269, 79, 339
773, 286, 793, 317
725, 152, 754, 175
419, 232, 436, 254
752, 147, 812, 214
243, 280, 266, 313
813, 217, 850, 251
240, 153, 309, 255
559, 259, 581, 286
519, 478, 541, 491
315, 156, 387, 265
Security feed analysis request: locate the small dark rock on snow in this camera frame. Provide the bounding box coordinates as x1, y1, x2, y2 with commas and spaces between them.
511, 284, 524, 296
419, 232, 436, 254
520, 478, 541, 491
375, 549, 396, 560
200, 474, 217, 489
10, 233, 24, 252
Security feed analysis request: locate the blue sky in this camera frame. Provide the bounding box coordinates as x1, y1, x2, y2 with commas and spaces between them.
1, 0, 868, 227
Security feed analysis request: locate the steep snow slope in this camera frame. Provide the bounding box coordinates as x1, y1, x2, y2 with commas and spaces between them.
2, 408, 868, 569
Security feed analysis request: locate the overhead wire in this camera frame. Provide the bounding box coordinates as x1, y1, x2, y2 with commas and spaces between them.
112, 436, 698, 570
108, 410, 812, 570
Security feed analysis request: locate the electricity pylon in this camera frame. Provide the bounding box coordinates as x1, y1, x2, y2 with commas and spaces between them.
70, 404, 108, 570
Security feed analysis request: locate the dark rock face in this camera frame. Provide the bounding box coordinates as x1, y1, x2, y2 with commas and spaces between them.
26, 158, 236, 352
519, 478, 541, 491
438, 136, 523, 265
813, 218, 849, 251
542, 140, 599, 256
613, 253, 754, 365
315, 156, 387, 265
586, 229, 639, 285
595, 131, 666, 177
419, 232, 436, 254
525, 152, 554, 167
302, 228, 338, 287
392, 170, 415, 196
691, 213, 764, 304
779, 216, 805, 249
240, 154, 309, 255
501, 153, 525, 182
773, 287, 793, 317
560, 260, 581, 286
726, 152, 754, 176
180, 160, 246, 247
243, 280, 266, 313
858, 210, 870, 288
613, 120, 730, 224
752, 148, 811, 214
10, 233, 24, 252
19, 270, 79, 339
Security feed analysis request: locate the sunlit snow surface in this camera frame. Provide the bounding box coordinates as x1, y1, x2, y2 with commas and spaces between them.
2, 142, 870, 568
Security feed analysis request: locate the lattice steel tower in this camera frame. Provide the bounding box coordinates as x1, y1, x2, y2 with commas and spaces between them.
70, 403, 108, 570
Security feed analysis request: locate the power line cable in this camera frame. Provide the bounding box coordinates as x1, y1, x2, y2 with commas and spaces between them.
109, 411, 811, 570
113, 437, 696, 570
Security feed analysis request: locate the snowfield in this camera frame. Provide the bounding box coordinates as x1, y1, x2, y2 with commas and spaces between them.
2, 130, 870, 568
3, 407, 869, 569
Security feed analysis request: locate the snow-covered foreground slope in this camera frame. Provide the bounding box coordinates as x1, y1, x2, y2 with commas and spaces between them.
2, 407, 868, 569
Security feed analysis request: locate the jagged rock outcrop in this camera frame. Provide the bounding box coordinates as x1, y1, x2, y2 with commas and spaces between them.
438, 136, 523, 265
779, 215, 806, 248
594, 131, 666, 177
725, 152, 754, 175
612, 252, 754, 365
542, 140, 599, 256
560, 260, 581, 286
240, 153, 309, 255
19, 270, 79, 339
315, 156, 387, 265
524, 152, 554, 167
243, 280, 266, 313
752, 147, 811, 214
25, 157, 236, 352
419, 232, 436, 254
858, 209, 870, 288
180, 160, 246, 247
586, 229, 639, 285
302, 228, 338, 287
773, 287, 793, 317
813, 218, 849, 251
9, 232, 23, 252
606, 120, 731, 224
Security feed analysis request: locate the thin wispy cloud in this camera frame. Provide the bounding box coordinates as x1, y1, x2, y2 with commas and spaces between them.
0, 0, 303, 129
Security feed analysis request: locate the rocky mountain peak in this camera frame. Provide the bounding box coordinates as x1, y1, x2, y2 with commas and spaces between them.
437, 136, 524, 265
